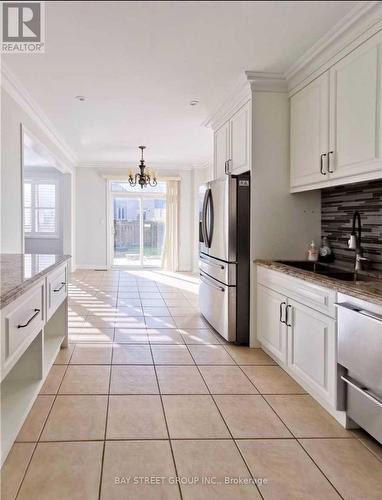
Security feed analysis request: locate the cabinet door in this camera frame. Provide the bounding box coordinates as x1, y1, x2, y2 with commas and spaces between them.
230, 101, 251, 175
329, 33, 382, 180
257, 285, 287, 364
287, 299, 336, 405
290, 72, 330, 189
214, 122, 230, 179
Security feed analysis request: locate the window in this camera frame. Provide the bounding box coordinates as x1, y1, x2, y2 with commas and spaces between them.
24, 180, 59, 237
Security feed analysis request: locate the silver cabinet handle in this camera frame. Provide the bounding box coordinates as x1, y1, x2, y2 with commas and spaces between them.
341, 375, 382, 409
328, 151, 334, 173
199, 274, 224, 292
320, 153, 327, 175
225, 159, 232, 175
53, 282, 66, 293
18, 308, 41, 328
279, 302, 286, 324
286, 304, 292, 327
200, 255, 224, 270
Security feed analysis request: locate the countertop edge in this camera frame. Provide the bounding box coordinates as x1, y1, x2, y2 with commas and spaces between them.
1, 255, 71, 310
254, 259, 382, 307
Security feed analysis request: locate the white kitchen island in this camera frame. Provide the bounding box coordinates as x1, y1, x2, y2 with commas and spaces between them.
0, 254, 70, 466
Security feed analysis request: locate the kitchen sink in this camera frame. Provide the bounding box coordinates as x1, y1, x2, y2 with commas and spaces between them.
276, 261, 373, 282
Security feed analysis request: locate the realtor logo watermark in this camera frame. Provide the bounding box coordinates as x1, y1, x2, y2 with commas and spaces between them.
1, 1, 45, 53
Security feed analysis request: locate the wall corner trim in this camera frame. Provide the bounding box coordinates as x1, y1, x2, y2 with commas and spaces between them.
1, 62, 78, 168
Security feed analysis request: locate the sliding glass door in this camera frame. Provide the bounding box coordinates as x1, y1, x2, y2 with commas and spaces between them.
142, 198, 166, 267
113, 197, 141, 266
110, 182, 166, 268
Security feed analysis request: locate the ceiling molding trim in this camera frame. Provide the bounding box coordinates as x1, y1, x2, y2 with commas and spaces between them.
285, 1, 382, 92
204, 71, 286, 131
245, 71, 287, 93
1, 62, 78, 167
203, 73, 251, 130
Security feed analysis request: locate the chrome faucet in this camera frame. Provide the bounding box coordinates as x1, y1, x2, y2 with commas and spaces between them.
348, 211, 368, 272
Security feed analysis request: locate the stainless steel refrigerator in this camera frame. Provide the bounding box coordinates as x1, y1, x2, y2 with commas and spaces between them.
199, 173, 250, 344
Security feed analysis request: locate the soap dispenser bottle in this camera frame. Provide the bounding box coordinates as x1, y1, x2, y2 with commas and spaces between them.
319, 236, 334, 262
307, 240, 318, 262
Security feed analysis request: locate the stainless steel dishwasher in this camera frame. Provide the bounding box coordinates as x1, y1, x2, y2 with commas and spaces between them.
336, 293, 382, 444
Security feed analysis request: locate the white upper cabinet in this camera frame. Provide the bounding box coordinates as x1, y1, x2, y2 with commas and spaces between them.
230, 101, 251, 175
290, 30, 382, 191
329, 34, 382, 180
214, 122, 230, 179
213, 101, 251, 179
290, 72, 329, 188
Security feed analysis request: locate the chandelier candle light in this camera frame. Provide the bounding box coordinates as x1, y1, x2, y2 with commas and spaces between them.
128, 146, 157, 188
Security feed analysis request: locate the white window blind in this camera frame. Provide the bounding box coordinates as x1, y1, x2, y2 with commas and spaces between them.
24, 180, 58, 237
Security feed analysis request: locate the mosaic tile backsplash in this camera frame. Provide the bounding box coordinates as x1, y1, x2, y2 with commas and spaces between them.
321, 180, 382, 273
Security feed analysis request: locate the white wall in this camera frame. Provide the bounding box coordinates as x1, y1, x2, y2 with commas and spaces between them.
75, 167, 194, 270
75, 168, 108, 268
251, 92, 321, 260
1, 89, 75, 259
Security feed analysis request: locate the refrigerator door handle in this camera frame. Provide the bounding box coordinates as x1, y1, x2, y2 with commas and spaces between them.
199, 273, 225, 292
205, 188, 214, 248
199, 254, 225, 270
201, 189, 209, 245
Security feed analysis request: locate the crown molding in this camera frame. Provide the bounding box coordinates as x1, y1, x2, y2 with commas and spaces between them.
245, 71, 287, 93
204, 71, 286, 130
1, 62, 78, 167
286, 1, 382, 92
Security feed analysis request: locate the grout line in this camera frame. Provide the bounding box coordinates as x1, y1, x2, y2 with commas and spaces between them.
148, 342, 183, 500
14, 361, 71, 499
97, 337, 114, 500
184, 343, 265, 500
295, 439, 345, 499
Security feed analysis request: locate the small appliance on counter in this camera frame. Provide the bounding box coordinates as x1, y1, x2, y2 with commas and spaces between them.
198, 173, 250, 344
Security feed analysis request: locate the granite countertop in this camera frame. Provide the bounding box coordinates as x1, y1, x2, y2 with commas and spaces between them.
0, 254, 71, 309
255, 259, 382, 307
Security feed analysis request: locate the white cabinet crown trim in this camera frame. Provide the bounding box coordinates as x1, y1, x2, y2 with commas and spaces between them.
204, 72, 286, 131
287, 1, 382, 95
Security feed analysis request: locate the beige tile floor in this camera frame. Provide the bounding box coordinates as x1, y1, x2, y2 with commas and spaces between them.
1, 269, 382, 500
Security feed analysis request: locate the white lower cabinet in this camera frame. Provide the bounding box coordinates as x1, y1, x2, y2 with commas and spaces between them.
256, 269, 337, 410
287, 298, 336, 405
257, 285, 287, 364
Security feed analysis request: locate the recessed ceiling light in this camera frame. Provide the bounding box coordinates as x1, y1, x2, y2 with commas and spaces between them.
75, 95, 86, 101
190, 100, 199, 106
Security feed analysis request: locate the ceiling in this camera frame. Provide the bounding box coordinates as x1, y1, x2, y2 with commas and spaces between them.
4, 1, 358, 169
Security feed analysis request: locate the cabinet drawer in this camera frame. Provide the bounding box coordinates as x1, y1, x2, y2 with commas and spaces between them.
47, 264, 67, 320
257, 266, 336, 318
3, 281, 45, 368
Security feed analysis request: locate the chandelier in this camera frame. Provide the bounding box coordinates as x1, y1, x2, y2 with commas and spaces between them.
128, 146, 157, 188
